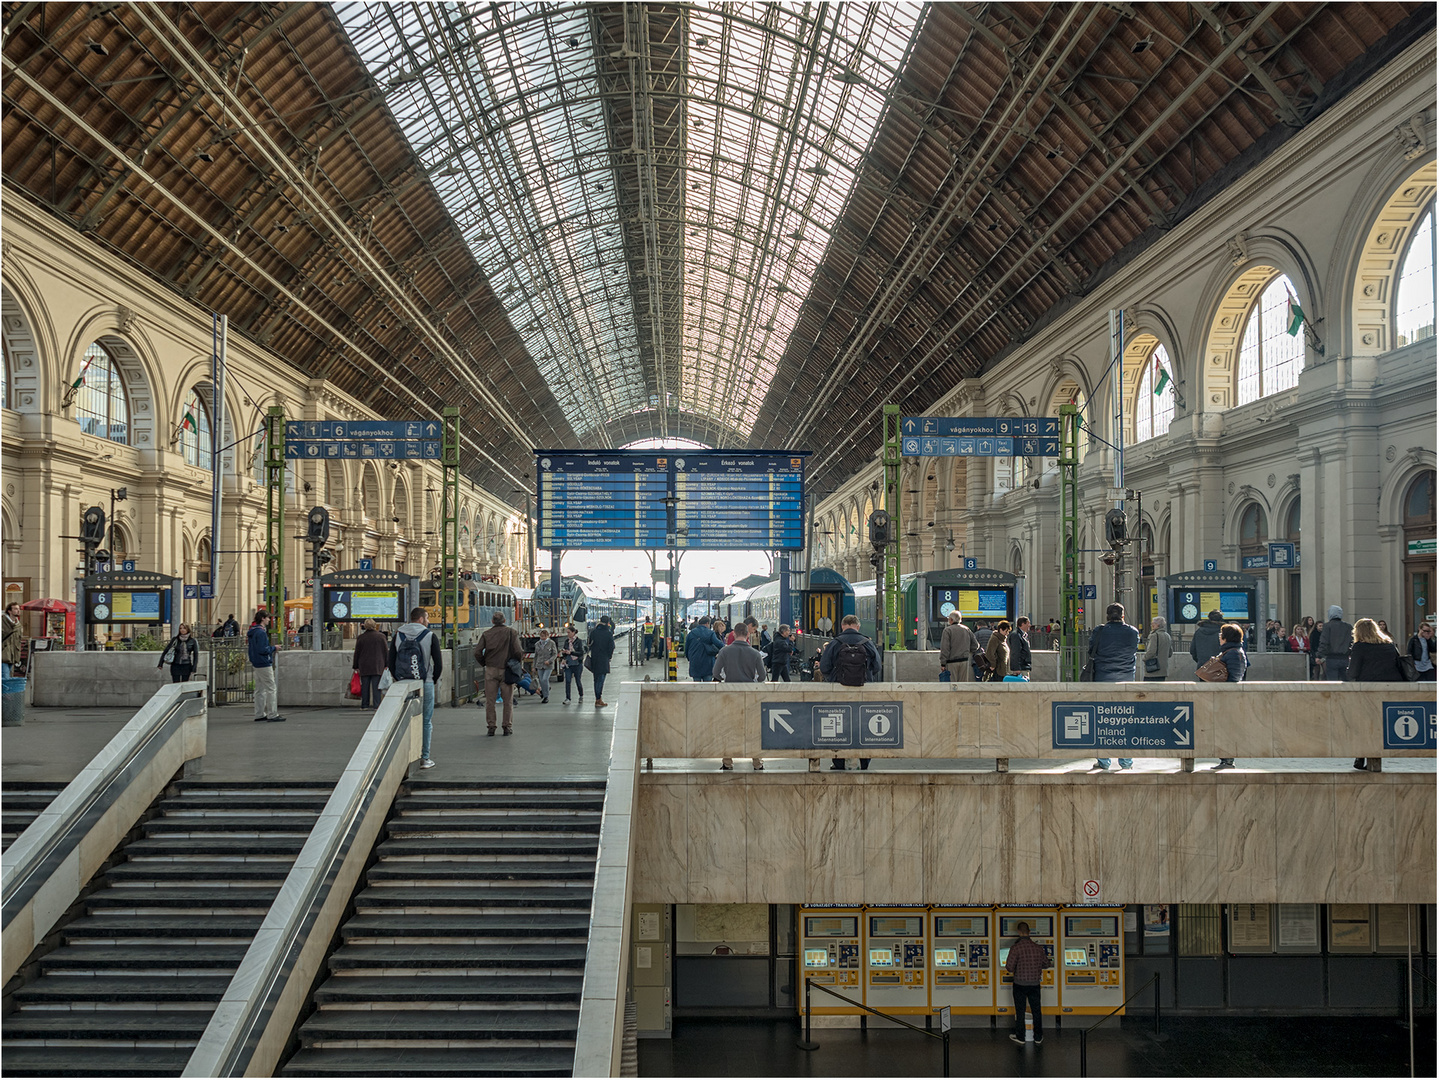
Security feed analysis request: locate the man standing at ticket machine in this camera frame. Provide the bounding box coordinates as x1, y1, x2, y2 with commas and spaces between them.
1004, 922, 1052, 1046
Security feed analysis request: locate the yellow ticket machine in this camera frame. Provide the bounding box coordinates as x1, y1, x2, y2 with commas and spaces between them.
863, 909, 928, 1015
1058, 908, 1125, 1015
797, 907, 863, 1016
929, 908, 994, 1014
995, 908, 1059, 1019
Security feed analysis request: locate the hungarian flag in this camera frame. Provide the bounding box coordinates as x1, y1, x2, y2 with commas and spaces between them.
69, 374, 85, 390
181, 410, 198, 432
1153, 356, 1170, 397
1285, 290, 1305, 337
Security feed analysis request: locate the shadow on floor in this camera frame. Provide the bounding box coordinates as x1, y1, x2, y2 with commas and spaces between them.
638, 1015, 1436, 1077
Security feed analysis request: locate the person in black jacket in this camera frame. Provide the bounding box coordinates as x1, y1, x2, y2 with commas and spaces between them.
768, 623, 796, 681
588, 616, 616, 708
1407, 622, 1435, 681
818, 615, 882, 771
158, 623, 199, 683
1348, 618, 1407, 770
1010, 617, 1033, 675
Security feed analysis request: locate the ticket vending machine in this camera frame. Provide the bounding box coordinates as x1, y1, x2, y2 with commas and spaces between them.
995, 908, 1059, 1020
862, 909, 928, 1015
1058, 908, 1126, 1014
797, 907, 863, 1016
929, 908, 994, 1014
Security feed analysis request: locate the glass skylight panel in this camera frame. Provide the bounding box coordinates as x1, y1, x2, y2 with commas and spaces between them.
336, 2, 644, 438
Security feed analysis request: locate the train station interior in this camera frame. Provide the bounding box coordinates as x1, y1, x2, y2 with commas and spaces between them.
1, 2, 1436, 1077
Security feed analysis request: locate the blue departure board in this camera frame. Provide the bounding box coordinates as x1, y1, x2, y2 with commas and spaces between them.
535, 450, 807, 551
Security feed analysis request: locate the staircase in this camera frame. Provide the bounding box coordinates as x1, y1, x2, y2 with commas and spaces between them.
1, 782, 330, 1077
1, 783, 65, 853
282, 780, 606, 1077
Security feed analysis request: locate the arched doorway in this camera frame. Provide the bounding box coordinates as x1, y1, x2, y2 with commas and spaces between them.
1403, 471, 1435, 638
1238, 503, 1268, 569
1281, 499, 1301, 629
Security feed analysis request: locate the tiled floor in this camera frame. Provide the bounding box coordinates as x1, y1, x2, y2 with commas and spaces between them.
639, 1015, 1436, 1077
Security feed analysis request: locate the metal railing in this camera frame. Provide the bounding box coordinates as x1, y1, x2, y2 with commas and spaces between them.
1079, 972, 1161, 1077
798, 977, 952, 1077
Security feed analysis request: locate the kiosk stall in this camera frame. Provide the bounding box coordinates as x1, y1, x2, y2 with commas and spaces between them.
797, 907, 863, 1017
1058, 907, 1126, 1014
995, 908, 1059, 1020
862, 908, 928, 1015
928, 908, 994, 1014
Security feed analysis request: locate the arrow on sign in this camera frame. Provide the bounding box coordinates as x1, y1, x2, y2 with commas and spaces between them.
1173, 705, 1190, 724
904, 418, 916, 433
1173, 728, 1191, 746
767, 709, 795, 734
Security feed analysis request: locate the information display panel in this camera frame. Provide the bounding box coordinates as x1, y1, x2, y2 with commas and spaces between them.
87, 590, 164, 624
1058, 909, 1125, 1014
932, 588, 1010, 621
535, 450, 807, 551
323, 587, 404, 622
797, 908, 863, 1017
929, 910, 994, 1014
1171, 589, 1253, 623
995, 910, 1059, 1018
863, 911, 928, 1015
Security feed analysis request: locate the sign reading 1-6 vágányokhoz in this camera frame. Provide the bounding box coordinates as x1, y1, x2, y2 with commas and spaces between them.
1052, 701, 1194, 750
761, 701, 904, 750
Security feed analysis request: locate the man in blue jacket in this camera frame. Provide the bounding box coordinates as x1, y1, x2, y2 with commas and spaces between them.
248, 611, 284, 723
1087, 603, 1139, 770
685, 616, 722, 681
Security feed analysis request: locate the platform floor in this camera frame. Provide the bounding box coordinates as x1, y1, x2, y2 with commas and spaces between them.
639, 1016, 1436, 1077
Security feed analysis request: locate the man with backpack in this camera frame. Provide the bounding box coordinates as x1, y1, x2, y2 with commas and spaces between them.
819, 614, 882, 771
476, 610, 523, 736
390, 607, 444, 769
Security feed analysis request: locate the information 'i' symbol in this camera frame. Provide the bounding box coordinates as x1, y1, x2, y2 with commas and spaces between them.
868, 714, 891, 738
1394, 712, 1420, 741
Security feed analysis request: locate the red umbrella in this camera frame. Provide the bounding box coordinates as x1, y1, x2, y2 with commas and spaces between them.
19, 598, 75, 614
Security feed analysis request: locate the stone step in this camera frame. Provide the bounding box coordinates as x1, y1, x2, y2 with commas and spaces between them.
142, 816, 316, 836
124, 836, 308, 858
86, 886, 279, 910
311, 975, 584, 1004
365, 866, 595, 884
280, 1046, 574, 1076
62, 914, 266, 940
0, 1045, 195, 1077
104, 862, 290, 883
326, 943, 588, 971
339, 913, 590, 942
384, 816, 599, 836
376, 837, 600, 859
12, 975, 233, 1005
393, 795, 604, 813
38, 944, 249, 974
1, 1010, 213, 1040
295, 1009, 579, 1045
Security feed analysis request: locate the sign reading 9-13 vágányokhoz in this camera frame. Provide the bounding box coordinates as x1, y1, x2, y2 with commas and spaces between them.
535, 450, 808, 550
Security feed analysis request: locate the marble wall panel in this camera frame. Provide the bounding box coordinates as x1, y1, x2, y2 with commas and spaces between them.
1108, 785, 1166, 902
1274, 782, 1336, 901
634, 782, 686, 903
1270, 701, 1330, 758
1333, 783, 1395, 903
1036, 783, 1091, 901
640, 690, 686, 758
1394, 783, 1437, 902
686, 781, 748, 902
1214, 783, 1277, 901
684, 691, 747, 759
920, 694, 964, 757
862, 783, 926, 903
804, 782, 866, 901
927, 783, 991, 902
1164, 784, 1219, 903
746, 781, 806, 903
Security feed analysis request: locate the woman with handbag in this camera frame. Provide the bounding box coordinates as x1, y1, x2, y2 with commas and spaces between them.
157, 624, 199, 683
1348, 618, 1408, 770
1143, 617, 1173, 681
561, 624, 585, 704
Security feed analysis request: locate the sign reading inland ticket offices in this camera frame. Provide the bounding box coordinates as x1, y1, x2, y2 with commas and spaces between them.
760, 701, 904, 751
1052, 700, 1194, 751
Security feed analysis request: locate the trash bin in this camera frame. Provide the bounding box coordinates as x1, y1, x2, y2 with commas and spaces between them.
2, 676, 25, 727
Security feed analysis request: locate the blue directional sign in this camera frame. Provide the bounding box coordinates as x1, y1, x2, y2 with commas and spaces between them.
1081, 584, 1097, 600
620, 587, 653, 600
963, 557, 979, 571
358, 558, 374, 572
1382, 701, 1436, 750
693, 586, 728, 601
284, 420, 443, 441
902, 417, 1059, 457
1203, 560, 1218, 572
121, 560, 136, 573
536, 450, 807, 551
760, 701, 904, 751
1052, 701, 1194, 751
183, 584, 215, 600
1268, 542, 1296, 569
287, 440, 439, 460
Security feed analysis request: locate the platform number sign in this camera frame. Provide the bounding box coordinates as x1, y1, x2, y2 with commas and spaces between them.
1203, 559, 1218, 572
1382, 702, 1436, 750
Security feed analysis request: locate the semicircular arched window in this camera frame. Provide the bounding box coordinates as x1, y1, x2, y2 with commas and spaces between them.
178, 390, 212, 469
1396, 204, 1435, 347
1134, 344, 1175, 443
74, 342, 130, 444
1236, 275, 1304, 406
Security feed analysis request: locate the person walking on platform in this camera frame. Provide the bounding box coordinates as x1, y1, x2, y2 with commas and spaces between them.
642, 617, 654, 661
352, 619, 389, 708
588, 615, 615, 708
532, 627, 557, 703
248, 611, 284, 724
1089, 603, 1139, 770
1189, 609, 1223, 670
1407, 621, 1435, 681
769, 623, 796, 681
561, 624, 585, 704
653, 620, 665, 663
3, 601, 22, 678
392, 607, 443, 766
819, 614, 882, 771
1010, 617, 1033, 676
1144, 616, 1173, 681
1318, 605, 1354, 682
223, 614, 240, 637
158, 623, 199, 683
1210, 624, 1250, 770
1349, 618, 1408, 770
938, 612, 977, 684
715, 622, 766, 771
686, 616, 722, 682
476, 610, 522, 735
1005, 921, 1052, 1045
984, 620, 1012, 681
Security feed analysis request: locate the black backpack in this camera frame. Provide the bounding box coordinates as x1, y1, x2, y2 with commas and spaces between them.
394, 628, 431, 681
834, 640, 869, 686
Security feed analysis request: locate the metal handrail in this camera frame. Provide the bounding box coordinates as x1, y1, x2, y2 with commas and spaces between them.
1079, 972, 1161, 1077
798, 977, 951, 1077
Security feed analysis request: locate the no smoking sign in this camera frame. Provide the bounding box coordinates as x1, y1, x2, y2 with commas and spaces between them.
1082, 879, 1102, 900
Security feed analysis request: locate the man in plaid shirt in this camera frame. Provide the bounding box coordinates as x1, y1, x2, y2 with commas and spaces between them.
1004, 921, 1052, 1044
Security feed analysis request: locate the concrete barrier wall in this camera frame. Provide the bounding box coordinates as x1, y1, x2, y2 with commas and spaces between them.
633, 770, 1436, 905
636, 683, 1435, 760
886, 649, 1059, 682
31, 649, 175, 707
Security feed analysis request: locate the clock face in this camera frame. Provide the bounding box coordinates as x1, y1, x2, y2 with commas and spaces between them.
331, 603, 349, 619
939, 602, 956, 617
93, 603, 110, 620
1181, 603, 1198, 621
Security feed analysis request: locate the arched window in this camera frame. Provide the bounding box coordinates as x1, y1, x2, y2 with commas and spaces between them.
1402, 471, 1435, 638
1236, 275, 1304, 405
1238, 503, 1268, 566
74, 342, 130, 444
1396, 205, 1435, 346
2, 338, 10, 410
1134, 344, 1175, 443
178, 391, 212, 469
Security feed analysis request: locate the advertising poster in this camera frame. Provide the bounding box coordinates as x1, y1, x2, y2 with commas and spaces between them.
1144, 904, 1170, 939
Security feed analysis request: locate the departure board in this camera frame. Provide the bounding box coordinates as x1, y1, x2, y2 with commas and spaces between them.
535, 450, 807, 550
